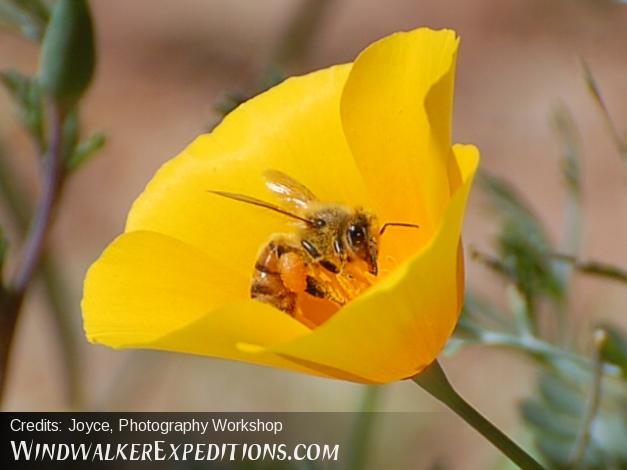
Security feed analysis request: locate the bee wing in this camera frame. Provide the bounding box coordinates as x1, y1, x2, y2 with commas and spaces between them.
208, 190, 312, 225
264, 170, 319, 210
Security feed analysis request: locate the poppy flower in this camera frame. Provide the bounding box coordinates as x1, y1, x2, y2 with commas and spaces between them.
82, 27, 479, 384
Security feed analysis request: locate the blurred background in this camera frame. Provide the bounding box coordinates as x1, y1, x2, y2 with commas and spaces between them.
1, 0, 627, 468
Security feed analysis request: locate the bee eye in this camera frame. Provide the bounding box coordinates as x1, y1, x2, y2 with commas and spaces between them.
347, 224, 366, 247
312, 218, 326, 228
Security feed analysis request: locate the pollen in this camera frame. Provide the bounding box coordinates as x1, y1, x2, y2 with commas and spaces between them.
279, 252, 308, 293
295, 263, 376, 328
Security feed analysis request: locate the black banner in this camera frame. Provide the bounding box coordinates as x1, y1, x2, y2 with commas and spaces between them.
0, 412, 434, 469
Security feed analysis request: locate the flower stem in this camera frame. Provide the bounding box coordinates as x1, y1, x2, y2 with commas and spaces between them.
412, 360, 543, 470
348, 385, 382, 470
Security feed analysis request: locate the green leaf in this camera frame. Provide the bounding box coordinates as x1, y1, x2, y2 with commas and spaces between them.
538, 373, 585, 416
61, 108, 80, 159
259, 64, 286, 90
0, 69, 45, 147
38, 0, 95, 110
65, 131, 105, 172
481, 173, 565, 305
522, 372, 627, 469
551, 104, 581, 198
11, 0, 49, 25
0, 0, 48, 41
598, 324, 627, 378
443, 337, 468, 356
213, 91, 249, 118
520, 399, 580, 440
550, 104, 583, 288
535, 438, 603, 470
463, 291, 515, 331
580, 58, 627, 162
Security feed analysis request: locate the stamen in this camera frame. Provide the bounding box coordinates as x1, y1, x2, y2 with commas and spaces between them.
294, 262, 376, 328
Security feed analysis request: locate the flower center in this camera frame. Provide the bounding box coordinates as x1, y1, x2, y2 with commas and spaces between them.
292, 261, 376, 329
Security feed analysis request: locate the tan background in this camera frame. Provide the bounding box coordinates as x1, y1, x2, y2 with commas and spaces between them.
1, 0, 626, 468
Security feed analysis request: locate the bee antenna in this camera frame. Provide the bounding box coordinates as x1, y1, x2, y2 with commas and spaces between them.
379, 222, 420, 235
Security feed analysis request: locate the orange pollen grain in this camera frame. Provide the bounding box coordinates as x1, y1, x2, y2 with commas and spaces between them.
295, 262, 376, 329
279, 252, 308, 293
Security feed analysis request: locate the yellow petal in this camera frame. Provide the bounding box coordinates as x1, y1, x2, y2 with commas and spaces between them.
340, 28, 460, 262
125, 65, 370, 279
82, 230, 331, 376
83, 230, 247, 345
271, 144, 479, 383
149, 303, 373, 382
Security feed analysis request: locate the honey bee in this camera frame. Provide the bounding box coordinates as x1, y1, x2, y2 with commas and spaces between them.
209, 170, 418, 322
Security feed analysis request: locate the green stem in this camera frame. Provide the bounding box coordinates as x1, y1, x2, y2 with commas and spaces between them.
470, 245, 627, 287
477, 331, 619, 374
348, 385, 382, 470
413, 360, 543, 470
506, 285, 533, 336
550, 253, 627, 285
0, 144, 81, 407
0, 102, 65, 403
580, 58, 627, 164
551, 103, 582, 345
569, 329, 606, 469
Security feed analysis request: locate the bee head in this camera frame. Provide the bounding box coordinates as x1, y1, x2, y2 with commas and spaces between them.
345, 212, 379, 276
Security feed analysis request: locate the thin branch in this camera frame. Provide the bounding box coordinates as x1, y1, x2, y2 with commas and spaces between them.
468, 245, 511, 278
468, 246, 536, 334
0, 101, 66, 401
551, 103, 582, 344
12, 105, 64, 292
470, 245, 627, 286
0, 145, 81, 407
569, 329, 607, 469
456, 326, 621, 378
580, 58, 627, 164
551, 253, 627, 285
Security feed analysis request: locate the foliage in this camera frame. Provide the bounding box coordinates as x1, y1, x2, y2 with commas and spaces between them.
521, 371, 627, 469
449, 87, 627, 468
0, 0, 104, 406
0, 69, 45, 147
39, 0, 95, 110
480, 173, 566, 308
0, 0, 49, 41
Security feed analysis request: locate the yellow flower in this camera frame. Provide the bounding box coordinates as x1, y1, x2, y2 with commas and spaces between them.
82, 28, 479, 384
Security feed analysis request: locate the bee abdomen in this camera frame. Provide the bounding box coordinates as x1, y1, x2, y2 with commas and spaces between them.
251, 241, 297, 314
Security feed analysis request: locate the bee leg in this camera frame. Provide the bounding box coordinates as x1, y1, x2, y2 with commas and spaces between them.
305, 275, 345, 306
336, 269, 372, 298
252, 240, 299, 314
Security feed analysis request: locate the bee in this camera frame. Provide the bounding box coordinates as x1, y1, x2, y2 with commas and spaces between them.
209, 170, 418, 324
